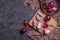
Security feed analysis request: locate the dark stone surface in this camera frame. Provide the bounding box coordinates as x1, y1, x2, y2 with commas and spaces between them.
0, 0, 35, 40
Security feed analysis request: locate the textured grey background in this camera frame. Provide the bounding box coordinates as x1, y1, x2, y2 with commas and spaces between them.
0, 0, 35, 40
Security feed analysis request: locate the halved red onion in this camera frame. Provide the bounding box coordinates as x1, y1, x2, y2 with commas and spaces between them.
52, 7, 57, 12
32, 20, 36, 27
37, 22, 42, 29
36, 15, 40, 21
44, 28, 50, 34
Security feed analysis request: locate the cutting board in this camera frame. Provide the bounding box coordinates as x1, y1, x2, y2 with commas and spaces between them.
29, 9, 57, 35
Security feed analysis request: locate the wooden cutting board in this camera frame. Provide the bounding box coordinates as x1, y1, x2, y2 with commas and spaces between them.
29, 9, 57, 35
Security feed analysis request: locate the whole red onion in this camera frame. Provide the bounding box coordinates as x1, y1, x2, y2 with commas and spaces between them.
44, 15, 51, 22
23, 19, 28, 27
43, 3, 49, 9
49, 1, 55, 7
20, 28, 26, 34
43, 22, 48, 28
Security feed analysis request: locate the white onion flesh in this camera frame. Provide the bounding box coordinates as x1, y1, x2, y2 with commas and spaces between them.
52, 7, 57, 12
44, 28, 50, 34
37, 22, 42, 29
